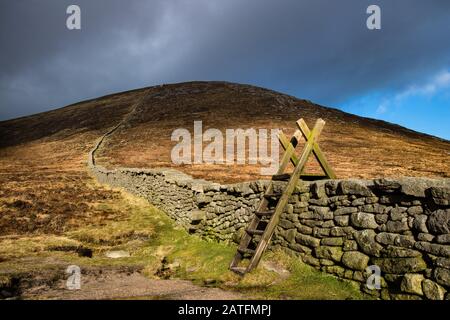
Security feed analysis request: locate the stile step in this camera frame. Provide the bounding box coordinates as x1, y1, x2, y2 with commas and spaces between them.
246, 229, 264, 236
264, 192, 282, 198
300, 174, 328, 181
272, 173, 291, 181
230, 118, 335, 275
255, 210, 274, 217
237, 247, 255, 255
230, 266, 246, 275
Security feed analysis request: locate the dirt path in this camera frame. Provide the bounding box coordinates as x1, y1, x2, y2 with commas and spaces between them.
22, 270, 244, 300
88, 89, 150, 167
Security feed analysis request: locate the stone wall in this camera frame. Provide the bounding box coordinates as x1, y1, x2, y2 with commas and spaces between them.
89, 161, 450, 300
91, 165, 266, 241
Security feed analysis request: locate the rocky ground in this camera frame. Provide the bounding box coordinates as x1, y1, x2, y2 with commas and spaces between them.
19, 269, 244, 300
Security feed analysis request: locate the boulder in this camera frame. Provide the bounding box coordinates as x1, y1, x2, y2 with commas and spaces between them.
343, 240, 358, 251
384, 273, 403, 284
390, 206, 407, 221
350, 212, 378, 229
434, 267, 450, 287
302, 255, 320, 267
297, 224, 313, 235
288, 243, 311, 254
415, 242, 450, 258
195, 194, 212, 205
390, 294, 422, 300
279, 219, 295, 229
376, 178, 450, 198
371, 257, 427, 273
323, 265, 345, 277
373, 179, 401, 193
325, 180, 340, 196
407, 206, 423, 215
381, 245, 421, 258
398, 178, 429, 197
295, 233, 320, 248
284, 229, 297, 244
311, 182, 326, 199
400, 274, 424, 295
321, 237, 344, 246
334, 215, 349, 226
427, 209, 450, 234
422, 279, 446, 300
334, 207, 358, 216
353, 271, 365, 282
338, 180, 374, 197
309, 198, 329, 206
342, 251, 370, 271
435, 257, 450, 269
314, 246, 343, 262
189, 210, 206, 224
386, 220, 409, 233
330, 226, 352, 237
313, 227, 331, 237
320, 259, 335, 266
412, 215, 428, 233
354, 229, 383, 257
436, 234, 450, 244
375, 214, 389, 224
429, 186, 450, 206
285, 204, 294, 214
310, 206, 333, 220
294, 181, 310, 194
396, 235, 416, 249
202, 182, 221, 192
351, 198, 366, 206
417, 233, 434, 242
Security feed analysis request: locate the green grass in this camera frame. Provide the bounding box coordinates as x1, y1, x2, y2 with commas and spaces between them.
234, 251, 366, 299
0, 191, 368, 300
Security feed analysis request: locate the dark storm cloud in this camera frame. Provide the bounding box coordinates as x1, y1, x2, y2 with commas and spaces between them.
1, 0, 450, 119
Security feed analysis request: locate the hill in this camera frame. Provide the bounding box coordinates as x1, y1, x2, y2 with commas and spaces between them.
2, 81, 450, 182
0, 81, 449, 236
91, 82, 450, 182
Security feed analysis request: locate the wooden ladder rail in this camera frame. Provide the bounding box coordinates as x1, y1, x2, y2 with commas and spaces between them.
230, 118, 326, 274
229, 129, 303, 273
279, 119, 336, 179
246, 119, 325, 272
296, 119, 336, 179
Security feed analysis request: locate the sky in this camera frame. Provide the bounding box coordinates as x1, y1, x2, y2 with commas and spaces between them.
0, 0, 449, 139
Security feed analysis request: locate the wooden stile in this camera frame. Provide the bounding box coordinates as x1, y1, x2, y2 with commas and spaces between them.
230, 118, 335, 275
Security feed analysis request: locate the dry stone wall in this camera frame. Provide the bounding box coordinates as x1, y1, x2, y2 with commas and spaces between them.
89, 162, 450, 300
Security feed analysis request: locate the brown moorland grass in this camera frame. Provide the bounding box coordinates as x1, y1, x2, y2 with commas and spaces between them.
0, 89, 147, 235
93, 81, 450, 183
